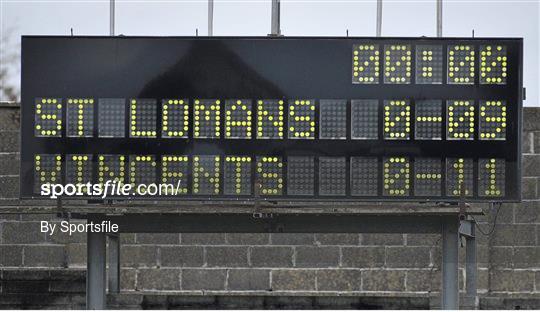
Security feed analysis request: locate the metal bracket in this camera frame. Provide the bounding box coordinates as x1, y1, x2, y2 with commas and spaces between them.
459, 219, 475, 238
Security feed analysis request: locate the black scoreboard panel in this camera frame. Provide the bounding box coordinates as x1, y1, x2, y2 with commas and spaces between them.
20, 36, 523, 202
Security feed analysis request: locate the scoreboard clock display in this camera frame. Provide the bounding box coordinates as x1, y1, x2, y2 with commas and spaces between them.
20, 36, 523, 202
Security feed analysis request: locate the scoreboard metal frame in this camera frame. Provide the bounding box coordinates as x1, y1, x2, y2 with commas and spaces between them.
20, 36, 523, 202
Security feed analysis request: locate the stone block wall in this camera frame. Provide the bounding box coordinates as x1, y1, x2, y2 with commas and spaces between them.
0, 103, 539, 308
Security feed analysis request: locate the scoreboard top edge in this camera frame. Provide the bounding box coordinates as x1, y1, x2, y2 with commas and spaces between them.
20, 35, 524, 42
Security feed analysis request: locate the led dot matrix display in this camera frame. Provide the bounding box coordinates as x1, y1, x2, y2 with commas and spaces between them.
415, 100, 443, 140
288, 99, 316, 139
416, 45, 443, 84
479, 100, 507, 140
256, 100, 284, 139
287, 156, 315, 196
480, 45, 507, 84
98, 155, 126, 185
67, 98, 94, 137
130, 99, 157, 138
162, 99, 189, 138
224, 156, 252, 195
162, 156, 189, 194
384, 100, 411, 140
383, 157, 410, 196
194, 99, 221, 138
319, 100, 347, 139
479, 158, 505, 197
129, 155, 157, 194
35, 98, 62, 137
352, 44, 380, 84
225, 100, 252, 139
319, 157, 346, 196
414, 158, 442, 196
351, 100, 378, 139
446, 158, 473, 196
256, 157, 283, 195
66, 155, 92, 190
447, 100, 475, 140
193, 155, 220, 195
98, 98, 125, 137
350, 157, 378, 196
34, 154, 62, 193
448, 45, 475, 84
384, 44, 412, 84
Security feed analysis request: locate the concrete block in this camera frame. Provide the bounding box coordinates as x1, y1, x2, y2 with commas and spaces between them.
316, 269, 361, 291
295, 246, 340, 268
522, 177, 538, 199
120, 233, 136, 244
490, 269, 535, 292
23, 245, 66, 267
406, 270, 441, 292
160, 246, 204, 267
136, 233, 179, 245
121, 245, 157, 268
362, 234, 404, 246
66, 243, 86, 267
534, 131, 540, 153
227, 269, 270, 290
205, 246, 248, 267
523, 107, 540, 131
489, 247, 513, 268
362, 270, 406, 291
523, 154, 540, 177
514, 201, 540, 223
315, 234, 359, 245
120, 269, 136, 290
181, 269, 226, 290
341, 247, 385, 268
1, 269, 49, 280
513, 247, 540, 268
271, 233, 314, 245
47, 221, 86, 244
492, 224, 536, 246
386, 247, 430, 268
523, 131, 534, 154
0, 176, 19, 199
49, 280, 85, 293
181, 233, 226, 245
249, 246, 293, 267
0, 108, 20, 130
0, 131, 19, 152
2, 222, 46, 244
137, 268, 180, 291
0, 246, 23, 266
0, 153, 19, 175
406, 233, 440, 246
271, 269, 316, 291
225, 233, 269, 245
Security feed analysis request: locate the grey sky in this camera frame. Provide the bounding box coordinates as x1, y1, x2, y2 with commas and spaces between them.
1, 0, 539, 106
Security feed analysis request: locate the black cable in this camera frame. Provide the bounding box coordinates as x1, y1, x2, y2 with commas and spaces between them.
470, 202, 502, 236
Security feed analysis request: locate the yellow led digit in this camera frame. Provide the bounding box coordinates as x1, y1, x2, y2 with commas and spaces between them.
288, 99, 315, 139
479, 158, 505, 197
224, 156, 252, 195
129, 155, 157, 194
194, 99, 221, 138
66, 154, 92, 192
162, 99, 189, 138
34, 154, 62, 194
414, 158, 442, 196
193, 155, 220, 195
479, 100, 506, 140
256, 156, 283, 195
35, 98, 62, 137
416, 45, 443, 84
446, 158, 473, 196
130, 99, 157, 138
161, 156, 189, 194
447, 100, 475, 140
225, 99, 252, 139
448, 45, 475, 84
480, 45, 507, 84
98, 155, 126, 186
384, 44, 411, 84
67, 98, 94, 137
383, 157, 410, 196
383, 100, 411, 139
352, 44, 380, 84
256, 100, 284, 139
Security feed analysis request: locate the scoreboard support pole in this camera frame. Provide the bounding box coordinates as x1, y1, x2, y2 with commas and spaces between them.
85, 212, 470, 309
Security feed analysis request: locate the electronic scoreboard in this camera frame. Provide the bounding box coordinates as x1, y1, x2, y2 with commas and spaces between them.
20, 36, 523, 202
